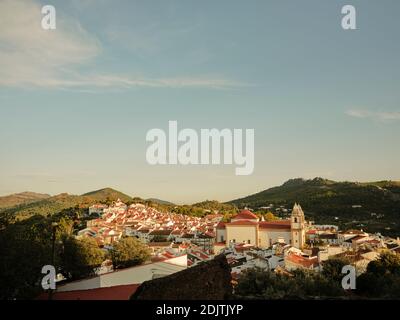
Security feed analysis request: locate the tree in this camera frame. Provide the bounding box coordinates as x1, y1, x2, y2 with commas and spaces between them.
265, 212, 277, 221
61, 237, 105, 280
111, 237, 151, 269
356, 251, 400, 298
322, 256, 351, 282
55, 217, 74, 239
235, 268, 345, 299
367, 251, 400, 276
0, 216, 53, 299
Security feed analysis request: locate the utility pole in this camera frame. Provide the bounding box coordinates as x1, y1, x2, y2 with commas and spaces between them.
48, 222, 58, 301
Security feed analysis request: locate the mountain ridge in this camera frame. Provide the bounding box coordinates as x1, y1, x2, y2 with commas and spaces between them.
228, 177, 400, 236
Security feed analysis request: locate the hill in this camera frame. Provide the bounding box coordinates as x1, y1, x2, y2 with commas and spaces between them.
145, 198, 175, 206
228, 177, 400, 236
82, 188, 132, 203
0, 188, 133, 224
0, 192, 50, 210
0, 193, 95, 222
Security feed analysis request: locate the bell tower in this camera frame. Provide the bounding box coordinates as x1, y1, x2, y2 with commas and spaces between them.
291, 203, 305, 249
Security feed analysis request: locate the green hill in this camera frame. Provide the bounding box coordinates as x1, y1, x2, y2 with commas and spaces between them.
228, 177, 400, 236
0, 193, 94, 222
0, 192, 50, 210
0, 188, 133, 224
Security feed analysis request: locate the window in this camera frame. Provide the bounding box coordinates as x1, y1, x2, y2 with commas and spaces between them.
248, 240, 251, 244
220, 236, 224, 242
294, 217, 298, 223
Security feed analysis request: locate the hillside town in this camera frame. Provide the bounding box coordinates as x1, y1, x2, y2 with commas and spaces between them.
46, 198, 400, 298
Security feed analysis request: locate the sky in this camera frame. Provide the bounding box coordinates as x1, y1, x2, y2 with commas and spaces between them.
0, 0, 400, 203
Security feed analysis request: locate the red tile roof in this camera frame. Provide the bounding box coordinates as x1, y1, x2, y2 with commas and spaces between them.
232, 210, 258, 220
36, 284, 139, 300
226, 220, 258, 226
259, 220, 291, 230
286, 254, 318, 269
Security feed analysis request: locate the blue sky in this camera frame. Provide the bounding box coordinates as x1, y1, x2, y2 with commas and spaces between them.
0, 0, 400, 203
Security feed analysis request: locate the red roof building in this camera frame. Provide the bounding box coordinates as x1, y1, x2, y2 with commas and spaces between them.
36, 284, 139, 300
231, 210, 259, 222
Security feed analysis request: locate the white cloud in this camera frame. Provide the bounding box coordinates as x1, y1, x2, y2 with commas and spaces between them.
0, 0, 100, 86
345, 109, 400, 122
0, 0, 240, 90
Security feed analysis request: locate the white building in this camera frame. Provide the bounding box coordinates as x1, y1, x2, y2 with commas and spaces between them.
56, 255, 187, 293
89, 204, 108, 216
216, 203, 307, 250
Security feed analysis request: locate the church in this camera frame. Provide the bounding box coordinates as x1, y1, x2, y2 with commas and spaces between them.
216, 203, 306, 249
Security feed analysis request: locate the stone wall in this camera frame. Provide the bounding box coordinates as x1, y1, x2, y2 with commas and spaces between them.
130, 254, 232, 300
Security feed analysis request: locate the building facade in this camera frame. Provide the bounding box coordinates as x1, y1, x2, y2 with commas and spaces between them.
216, 203, 307, 249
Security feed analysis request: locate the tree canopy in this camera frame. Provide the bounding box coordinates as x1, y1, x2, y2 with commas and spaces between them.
111, 237, 151, 269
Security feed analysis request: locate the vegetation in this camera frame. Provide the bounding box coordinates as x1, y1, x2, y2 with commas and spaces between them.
235, 268, 344, 299
321, 257, 351, 282
170, 200, 237, 218
229, 177, 400, 236
0, 216, 54, 299
82, 187, 133, 203
111, 237, 151, 269
235, 253, 400, 299
0, 214, 104, 299
61, 237, 105, 280
357, 251, 400, 298
0, 192, 50, 210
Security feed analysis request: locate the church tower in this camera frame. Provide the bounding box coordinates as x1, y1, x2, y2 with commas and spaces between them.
291, 203, 306, 249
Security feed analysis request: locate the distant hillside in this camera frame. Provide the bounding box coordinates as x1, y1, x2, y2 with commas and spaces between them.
0, 188, 133, 222
228, 177, 400, 236
0, 192, 50, 210
82, 188, 132, 203
192, 200, 236, 212
146, 198, 175, 206
0, 193, 95, 221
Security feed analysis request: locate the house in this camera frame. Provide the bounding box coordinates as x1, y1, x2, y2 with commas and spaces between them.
284, 253, 319, 271
338, 229, 368, 245
319, 233, 339, 245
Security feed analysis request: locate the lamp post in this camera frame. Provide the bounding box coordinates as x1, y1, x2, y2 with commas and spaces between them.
48, 222, 58, 300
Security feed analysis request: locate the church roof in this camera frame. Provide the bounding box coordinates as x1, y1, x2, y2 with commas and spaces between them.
259, 220, 291, 230
232, 210, 258, 220
226, 220, 258, 226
